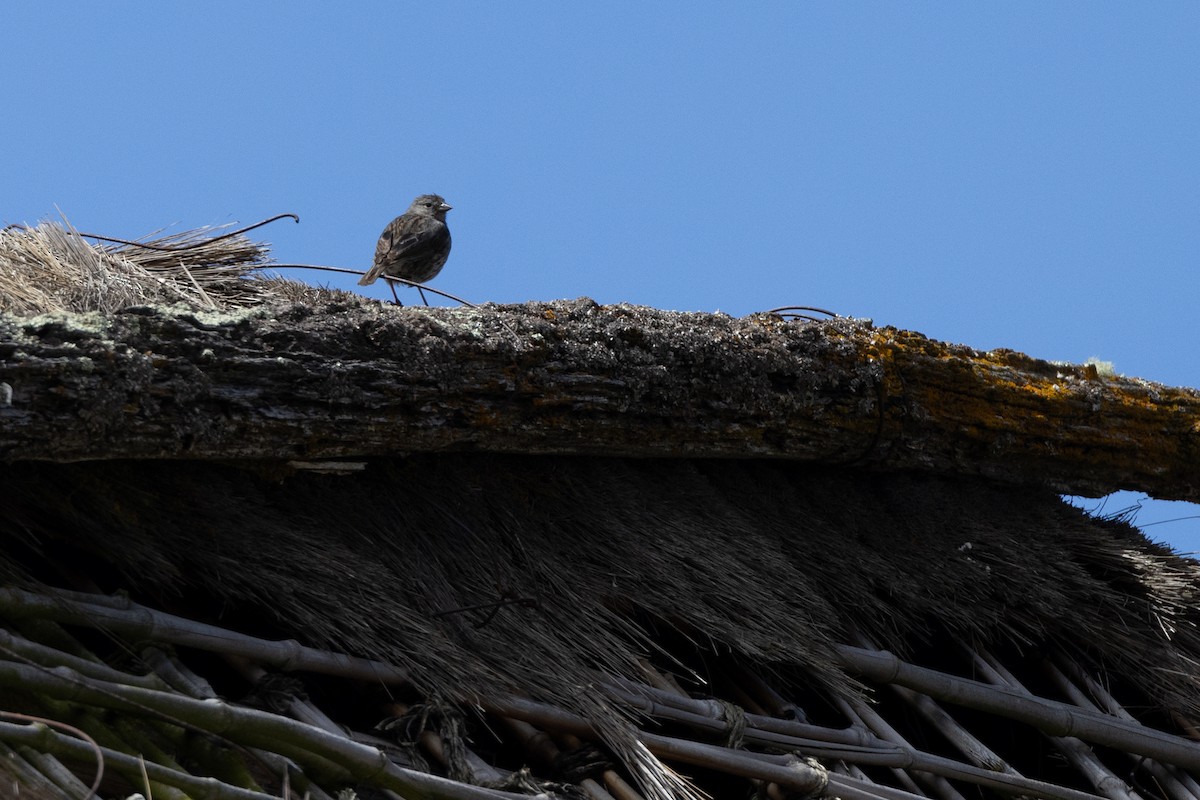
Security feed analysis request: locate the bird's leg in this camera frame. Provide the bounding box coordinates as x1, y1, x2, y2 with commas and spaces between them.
418, 286, 430, 306
387, 280, 403, 307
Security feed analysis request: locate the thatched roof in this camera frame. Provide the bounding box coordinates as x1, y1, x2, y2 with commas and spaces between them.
3, 221, 1200, 800
2, 223, 1197, 501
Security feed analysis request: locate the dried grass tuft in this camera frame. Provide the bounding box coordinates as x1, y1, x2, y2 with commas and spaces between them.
250, 274, 364, 305
0, 218, 313, 315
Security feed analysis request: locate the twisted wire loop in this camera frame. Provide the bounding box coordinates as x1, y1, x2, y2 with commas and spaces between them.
0, 709, 104, 800
763, 305, 840, 321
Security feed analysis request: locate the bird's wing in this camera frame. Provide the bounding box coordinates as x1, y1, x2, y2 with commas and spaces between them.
360, 215, 449, 286
376, 218, 442, 265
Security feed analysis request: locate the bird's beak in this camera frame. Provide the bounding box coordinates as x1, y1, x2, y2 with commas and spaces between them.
440, 202, 453, 212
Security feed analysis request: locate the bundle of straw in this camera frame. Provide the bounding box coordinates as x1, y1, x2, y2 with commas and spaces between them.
0, 218, 282, 315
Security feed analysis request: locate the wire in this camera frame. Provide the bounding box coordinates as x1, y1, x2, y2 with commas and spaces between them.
77, 213, 300, 251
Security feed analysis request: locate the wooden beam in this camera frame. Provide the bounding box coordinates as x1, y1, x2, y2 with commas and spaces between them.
1, 299, 1197, 501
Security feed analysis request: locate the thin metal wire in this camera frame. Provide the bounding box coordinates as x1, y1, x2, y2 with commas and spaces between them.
76, 213, 300, 251
267, 263, 479, 308
431, 592, 541, 629
764, 305, 840, 320
0, 710, 104, 800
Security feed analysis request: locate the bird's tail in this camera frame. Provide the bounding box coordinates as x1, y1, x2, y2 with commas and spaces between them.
357, 273, 375, 286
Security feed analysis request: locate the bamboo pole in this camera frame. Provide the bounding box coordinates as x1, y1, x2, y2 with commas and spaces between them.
14, 746, 96, 800
836, 644, 1200, 771
832, 696, 933, 799
558, 733, 645, 800
0, 741, 77, 800
0, 720, 282, 800
0, 628, 164, 691
887, 682, 1018, 775
971, 648, 1142, 800
1047, 655, 1200, 800
824, 772, 938, 800
0, 587, 409, 685
144, 646, 336, 800
6, 586, 1189, 800
381, 701, 504, 786
0, 660, 541, 800
482, 690, 1110, 800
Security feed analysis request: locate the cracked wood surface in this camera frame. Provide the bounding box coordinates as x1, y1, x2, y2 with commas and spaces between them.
1, 298, 1197, 501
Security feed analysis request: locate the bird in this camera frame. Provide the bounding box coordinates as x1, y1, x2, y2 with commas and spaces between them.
358, 194, 452, 305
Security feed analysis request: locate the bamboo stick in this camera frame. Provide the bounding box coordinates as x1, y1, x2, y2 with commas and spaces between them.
633, 659, 685, 697
578, 776, 621, 800
888, 682, 1017, 774
637, 730, 828, 793
5, 628, 321, 799
601, 676, 876, 748
0, 660, 542, 800
837, 760, 874, 782
228, 657, 343, 736
0, 721, 282, 800
835, 695, 942, 799
0, 741, 73, 800
1046, 656, 1200, 800
0, 628, 163, 691
559, 730, 646, 800
607, 676, 1100, 800
599, 770, 646, 800
728, 663, 808, 722
0, 587, 409, 685
8, 585, 1187, 800
483, 691, 1110, 800
838, 644, 1200, 771
146, 647, 336, 800
1067, 668, 1200, 799
826, 771, 937, 800
15, 746, 96, 800
381, 702, 504, 785
487, 696, 828, 793
142, 646, 219, 698
972, 648, 1141, 800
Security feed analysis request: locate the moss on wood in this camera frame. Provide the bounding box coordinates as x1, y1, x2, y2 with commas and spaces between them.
1, 299, 1196, 501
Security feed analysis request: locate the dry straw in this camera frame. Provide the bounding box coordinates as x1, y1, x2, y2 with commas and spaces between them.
0, 216, 296, 315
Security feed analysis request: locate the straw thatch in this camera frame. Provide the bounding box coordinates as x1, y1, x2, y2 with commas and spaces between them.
3, 456, 1200, 798
4, 218, 1200, 800
0, 218, 316, 314
2, 455, 1198, 711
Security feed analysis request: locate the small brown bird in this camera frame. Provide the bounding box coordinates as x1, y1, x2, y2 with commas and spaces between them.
358, 194, 452, 305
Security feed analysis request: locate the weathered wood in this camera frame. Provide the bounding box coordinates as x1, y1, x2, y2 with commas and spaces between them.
0, 298, 1197, 501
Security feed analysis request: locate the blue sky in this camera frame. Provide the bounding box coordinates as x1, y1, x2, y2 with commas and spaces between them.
3, 3, 1198, 551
